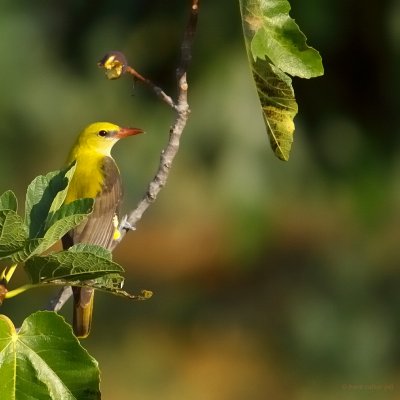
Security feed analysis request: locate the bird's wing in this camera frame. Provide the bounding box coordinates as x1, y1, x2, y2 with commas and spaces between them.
62, 156, 122, 249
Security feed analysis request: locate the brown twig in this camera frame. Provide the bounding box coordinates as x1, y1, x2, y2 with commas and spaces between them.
111, 0, 200, 248
125, 66, 177, 109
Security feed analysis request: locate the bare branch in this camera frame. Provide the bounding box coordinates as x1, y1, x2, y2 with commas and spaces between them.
111, 0, 200, 249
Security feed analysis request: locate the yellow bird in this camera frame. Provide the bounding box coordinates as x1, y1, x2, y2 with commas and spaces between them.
62, 122, 143, 338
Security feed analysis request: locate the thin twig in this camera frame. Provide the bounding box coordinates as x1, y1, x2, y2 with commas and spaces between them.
111, 0, 200, 249
125, 66, 177, 109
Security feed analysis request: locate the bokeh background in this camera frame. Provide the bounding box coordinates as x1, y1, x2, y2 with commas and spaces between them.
1, 0, 400, 399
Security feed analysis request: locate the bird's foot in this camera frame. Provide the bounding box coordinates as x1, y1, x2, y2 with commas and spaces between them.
119, 215, 136, 232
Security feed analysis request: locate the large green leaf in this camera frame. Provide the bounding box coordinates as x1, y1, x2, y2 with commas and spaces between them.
247, 0, 323, 78
25, 246, 124, 285
0, 312, 100, 400
239, 0, 323, 160
25, 163, 76, 238
0, 209, 28, 260
0, 190, 18, 212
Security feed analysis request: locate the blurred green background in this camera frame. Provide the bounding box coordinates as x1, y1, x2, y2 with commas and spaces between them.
1, 0, 400, 399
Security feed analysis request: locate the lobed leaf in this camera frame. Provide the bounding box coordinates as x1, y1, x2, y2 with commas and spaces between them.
239, 0, 324, 160
246, 0, 323, 78
0, 312, 100, 399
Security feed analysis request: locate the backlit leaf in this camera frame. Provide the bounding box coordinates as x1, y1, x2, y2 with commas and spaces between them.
0, 312, 100, 400
239, 0, 324, 160
252, 60, 298, 160
246, 0, 323, 78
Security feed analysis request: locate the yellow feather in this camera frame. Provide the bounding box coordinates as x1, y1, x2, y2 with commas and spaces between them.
64, 122, 121, 204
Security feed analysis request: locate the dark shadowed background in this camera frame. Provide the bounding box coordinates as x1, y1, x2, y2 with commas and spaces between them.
1, 0, 400, 399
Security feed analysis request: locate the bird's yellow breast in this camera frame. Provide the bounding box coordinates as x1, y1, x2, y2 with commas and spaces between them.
64, 151, 105, 204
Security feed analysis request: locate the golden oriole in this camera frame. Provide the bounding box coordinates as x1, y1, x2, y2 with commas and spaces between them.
62, 122, 143, 338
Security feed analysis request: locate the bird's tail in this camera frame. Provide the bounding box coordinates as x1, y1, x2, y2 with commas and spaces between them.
73, 286, 94, 338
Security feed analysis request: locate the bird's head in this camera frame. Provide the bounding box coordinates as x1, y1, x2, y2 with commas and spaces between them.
75, 122, 143, 156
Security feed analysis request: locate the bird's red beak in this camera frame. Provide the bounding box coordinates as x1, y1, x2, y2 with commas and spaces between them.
115, 127, 144, 138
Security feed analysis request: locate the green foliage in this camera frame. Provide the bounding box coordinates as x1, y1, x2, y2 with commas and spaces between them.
0, 209, 28, 260
0, 165, 94, 264
239, 0, 323, 160
25, 245, 124, 285
0, 164, 150, 295
0, 165, 152, 398
0, 312, 100, 399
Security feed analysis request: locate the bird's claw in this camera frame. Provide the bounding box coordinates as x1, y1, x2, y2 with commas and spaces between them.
119, 215, 136, 232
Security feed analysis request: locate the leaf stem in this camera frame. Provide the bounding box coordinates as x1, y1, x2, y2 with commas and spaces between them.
5, 263, 18, 282
5, 284, 34, 299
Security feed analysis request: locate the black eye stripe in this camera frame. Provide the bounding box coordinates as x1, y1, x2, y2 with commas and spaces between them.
98, 130, 107, 137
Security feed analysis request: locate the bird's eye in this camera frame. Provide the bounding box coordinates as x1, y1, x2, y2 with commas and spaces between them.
98, 130, 107, 137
